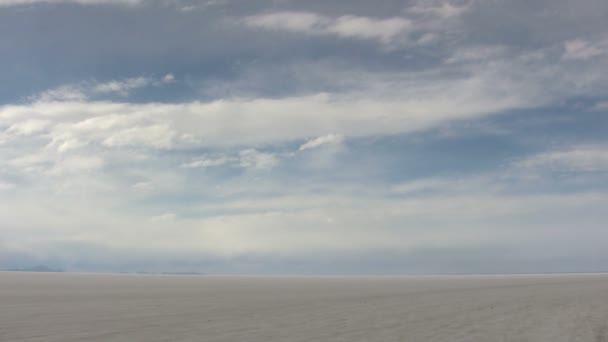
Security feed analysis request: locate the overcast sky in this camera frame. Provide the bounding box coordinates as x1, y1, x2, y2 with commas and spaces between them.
1, 0, 607, 274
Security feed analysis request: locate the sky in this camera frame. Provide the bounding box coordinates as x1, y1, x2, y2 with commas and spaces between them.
0, 0, 607, 274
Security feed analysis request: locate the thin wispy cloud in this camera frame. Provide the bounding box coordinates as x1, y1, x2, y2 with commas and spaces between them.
0, 0, 141, 6
515, 146, 608, 172
299, 134, 344, 151
28, 74, 175, 102
242, 11, 412, 44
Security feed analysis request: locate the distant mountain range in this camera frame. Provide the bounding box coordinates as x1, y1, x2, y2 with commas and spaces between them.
4, 266, 206, 275
7, 265, 64, 273
132, 271, 206, 276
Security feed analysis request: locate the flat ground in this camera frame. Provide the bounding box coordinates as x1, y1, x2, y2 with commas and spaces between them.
1, 272, 607, 341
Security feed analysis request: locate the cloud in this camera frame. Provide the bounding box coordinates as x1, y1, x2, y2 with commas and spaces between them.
0, 92, 500, 150
93, 74, 174, 95
162, 73, 175, 83
6, 119, 50, 135
515, 145, 608, 172
102, 124, 176, 149
408, 1, 470, 19
242, 11, 411, 44
150, 212, 176, 222
28, 74, 174, 103
4, 181, 606, 260
181, 150, 282, 171
592, 101, 608, 111
32, 86, 87, 102
0, 182, 16, 190
299, 134, 344, 151
2, 60, 551, 152
238, 149, 278, 170
93, 77, 151, 95
48, 155, 104, 175
181, 155, 232, 169
392, 178, 455, 194
563, 39, 606, 60
0, 0, 141, 7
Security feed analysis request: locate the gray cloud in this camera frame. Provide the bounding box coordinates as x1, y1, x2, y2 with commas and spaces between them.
0, 0, 140, 6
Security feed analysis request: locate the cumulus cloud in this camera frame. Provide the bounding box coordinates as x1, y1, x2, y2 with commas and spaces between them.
242, 11, 411, 44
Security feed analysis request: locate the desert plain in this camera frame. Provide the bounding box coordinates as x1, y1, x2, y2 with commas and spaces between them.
1, 272, 607, 341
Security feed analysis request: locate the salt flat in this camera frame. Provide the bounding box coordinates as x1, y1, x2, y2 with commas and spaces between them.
1, 272, 607, 342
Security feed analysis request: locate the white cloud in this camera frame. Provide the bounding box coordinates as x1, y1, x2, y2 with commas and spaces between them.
327, 16, 411, 44
8, 152, 53, 173
242, 11, 411, 44
181, 155, 232, 169
182, 151, 284, 170
392, 178, 454, 194
162, 73, 175, 83
102, 124, 176, 149
516, 146, 608, 172
563, 39, 606, 60
0, 182, 16, 190
31, 86, 87, 103
238, 149, 278, 170
299, 133, 344, 151
0, 66, 541, 152
27, 74, 175, 104
48, 155, 105, 175
6, 43, 606, 155
93, 77, 151, 95
1, 135, 607, 265
408, 1, 470, 19
150, 212, 177, 222
391, 174, 511, 196
5, 187, 606, 258
132, 181, 153, 190
92, 75, 174, 95
47, 133, 88, 153
7, 119, 50, 136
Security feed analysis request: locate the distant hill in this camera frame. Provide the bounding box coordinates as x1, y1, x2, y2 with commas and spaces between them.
133, 271, 206, 276
8, 265, 64, 273
161, 272, 206, 276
